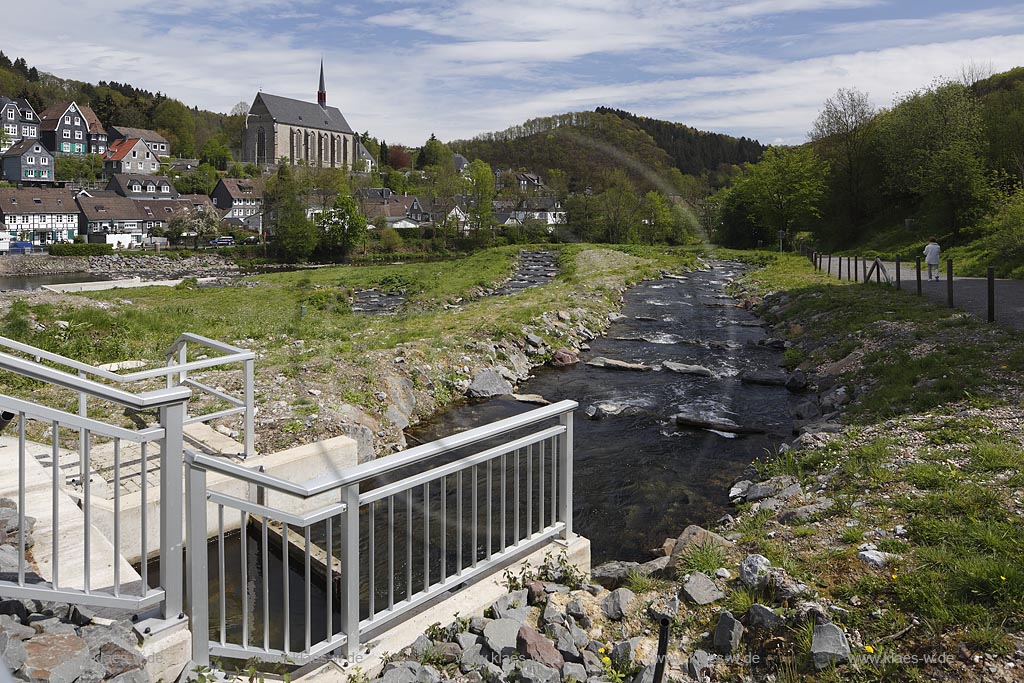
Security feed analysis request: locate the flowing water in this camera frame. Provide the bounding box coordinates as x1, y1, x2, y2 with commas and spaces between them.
408, 261, 793, 563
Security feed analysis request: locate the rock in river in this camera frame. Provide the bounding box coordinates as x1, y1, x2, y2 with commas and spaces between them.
662, 361, 713, 377
585, 357, 652, 372
674, 412, 765, 434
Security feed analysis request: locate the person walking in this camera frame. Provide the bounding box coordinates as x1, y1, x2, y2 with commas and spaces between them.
923, 237, 941, 281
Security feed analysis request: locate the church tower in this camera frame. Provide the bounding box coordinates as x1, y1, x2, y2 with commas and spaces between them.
317, 59, 327, 108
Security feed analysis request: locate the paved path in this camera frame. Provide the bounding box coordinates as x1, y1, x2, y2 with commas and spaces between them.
818, 256, 1024, 331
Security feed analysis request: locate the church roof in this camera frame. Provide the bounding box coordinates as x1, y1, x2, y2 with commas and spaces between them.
254, 93, 354, 134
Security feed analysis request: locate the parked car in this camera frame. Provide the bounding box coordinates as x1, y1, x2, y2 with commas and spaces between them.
209, 236, 235, 246
241, 236, 260, 245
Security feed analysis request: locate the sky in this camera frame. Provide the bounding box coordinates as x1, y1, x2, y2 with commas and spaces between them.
5, 1, 1024, 147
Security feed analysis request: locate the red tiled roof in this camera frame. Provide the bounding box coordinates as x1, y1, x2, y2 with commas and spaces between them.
104, 138, 143, 162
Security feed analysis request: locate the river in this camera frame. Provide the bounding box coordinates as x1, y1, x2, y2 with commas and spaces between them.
0, 273, 107, 291
409, 261, 793, 563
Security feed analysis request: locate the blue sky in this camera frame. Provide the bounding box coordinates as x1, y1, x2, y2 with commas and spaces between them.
6, 1, 1024, 147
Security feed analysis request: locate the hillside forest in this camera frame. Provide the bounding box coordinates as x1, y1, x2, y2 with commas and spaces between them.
714, 67, 1024, 277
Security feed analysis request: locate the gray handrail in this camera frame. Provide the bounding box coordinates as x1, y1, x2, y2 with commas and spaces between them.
0, 351, 191, 409
0, 334, 254, 383
188, 399, 579, 496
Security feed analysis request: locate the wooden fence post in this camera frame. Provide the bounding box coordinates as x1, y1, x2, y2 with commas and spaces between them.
915, 257, 922, 296
988, 267, 995, 323
947, 259, 953, 307
895, 255, 901, 290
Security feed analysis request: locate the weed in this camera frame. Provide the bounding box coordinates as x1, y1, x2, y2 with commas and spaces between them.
623, 570, 659, 594
676, 540, 727, 577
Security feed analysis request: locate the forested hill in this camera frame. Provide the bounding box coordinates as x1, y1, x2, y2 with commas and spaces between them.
450, 111, 689, 194
0, 51, 239, 158
596, 107, 765, 175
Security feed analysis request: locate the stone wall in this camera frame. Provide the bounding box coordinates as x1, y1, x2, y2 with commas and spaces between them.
0, 256, 88, 275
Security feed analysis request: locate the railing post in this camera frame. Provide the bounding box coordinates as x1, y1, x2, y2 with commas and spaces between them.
947, 259, 954, 307
185, 457, 209, 667
159, 400, 186, 620
895, 255, 901, 290
78, 371, 87, 482
988, 267, 995, 323
916, 257, 922, 296
558, 410, 574, 541
340, 484, 360, 660
244, 357, 255, 458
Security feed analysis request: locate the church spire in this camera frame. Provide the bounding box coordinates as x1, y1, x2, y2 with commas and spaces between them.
317, 59, 327, 108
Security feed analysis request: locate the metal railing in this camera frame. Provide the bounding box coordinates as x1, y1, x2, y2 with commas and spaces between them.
0, 350, 190, 616
186, 400, 577, 666
0, 332, 255, 456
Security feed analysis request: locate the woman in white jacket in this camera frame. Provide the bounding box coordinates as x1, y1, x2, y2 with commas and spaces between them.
923, 237, 941, 280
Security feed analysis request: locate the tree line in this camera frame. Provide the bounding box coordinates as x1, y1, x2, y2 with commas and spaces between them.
712, 65, 1024, 272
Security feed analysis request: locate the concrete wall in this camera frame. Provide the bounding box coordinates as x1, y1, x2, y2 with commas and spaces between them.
0, 255, 88, 275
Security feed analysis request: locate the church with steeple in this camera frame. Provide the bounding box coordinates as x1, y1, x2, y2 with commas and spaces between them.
241, 62, 357, 168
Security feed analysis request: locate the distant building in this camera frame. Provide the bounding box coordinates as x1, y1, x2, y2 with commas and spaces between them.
514, 197, 565, 227
356, 142, 376, 172
103, 138, 161, 177
453, 152, 469, 174
2, 139, 55, 184
210, 178, 263, 222
76, 189, 211, 247
39, 101, 103, 156
0, 187, 79, 245
242, 61, 356, 168
0, 96, 40, 154
106, 173, 178, 200
107, 126, 170, 157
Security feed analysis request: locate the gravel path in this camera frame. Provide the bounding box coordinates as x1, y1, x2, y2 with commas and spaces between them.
818, 256, 1024, 330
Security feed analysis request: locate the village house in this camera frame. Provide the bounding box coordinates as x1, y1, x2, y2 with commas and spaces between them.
241, 62, 356, 169
107, 126, 171, 157
210, 177, 263, 221
39, 101, 104, 156
514, 197, 566, 227
2, 139, 54, 184
75, 189, 212, 247
0, 96, 39, 154
106, 173, 178, 200
103, 138, 161, 177
0, 187, 79, 246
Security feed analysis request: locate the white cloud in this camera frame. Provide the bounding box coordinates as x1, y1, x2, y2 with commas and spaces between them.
3, 1, 1023, 147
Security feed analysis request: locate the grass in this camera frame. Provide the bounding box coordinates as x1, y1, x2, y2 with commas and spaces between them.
675, 540, 727, 577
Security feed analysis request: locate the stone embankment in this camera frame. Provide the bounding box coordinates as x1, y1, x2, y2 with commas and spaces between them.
87, 255, 239, 280
0, 255, 89, 276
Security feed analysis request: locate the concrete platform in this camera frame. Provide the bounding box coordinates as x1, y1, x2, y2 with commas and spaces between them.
41, 277, 218, 292
0, 436, 140, 594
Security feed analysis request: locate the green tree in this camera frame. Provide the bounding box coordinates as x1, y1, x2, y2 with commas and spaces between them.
152, 98, 196, 157
466, 159, 495, 235
173, 163, 218, 195
873, 80, 989, 234
55, 154, 103, 182
307, 167, 349, 212
167, 206, 220, 248
200, 136, 233, 171
810, 88, 877, 230
316, 194, 366, 261
641, 191, 673, 245
417, 134, 451, 170
741, 146, 829, 242
265, 165, 316, 262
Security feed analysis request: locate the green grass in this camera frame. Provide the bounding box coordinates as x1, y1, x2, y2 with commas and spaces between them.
675, 540, 727, 577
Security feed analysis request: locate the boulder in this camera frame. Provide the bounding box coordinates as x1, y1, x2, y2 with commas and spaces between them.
687, 650, 711, 679
811, 623, 851, 670
512, 394, 550, 405
381, 661, 442, 683
739, 371, 788, 386
551, 349, 579, 367
713, 611, 744, 655
515, 660, 560, 683
674, 413, 764, 434
99, 640, 147, 678
592, 561, 641, 589
562, 662, 587, 683
491, 589, 530, 622
585, 357, 652, 372
611, 637, 641, 666
778, 497, 833, 524
21, 633, 93, 683
739, 555, 772, 589
857, 550, 898, 569
548, 623, 580, 661
785, 370, 808, 393
460, 643, 502, 678
680, 572, 724, 605
632, 664, 657, 683
662, 362, 713, 377
466, 370, 514, 399
517, 624, 564, 670
483, 619, 522, 659
746, 604, 783, 631
728, 480, 752, 501
541, 601, 565, 626
601, 588, 636, 620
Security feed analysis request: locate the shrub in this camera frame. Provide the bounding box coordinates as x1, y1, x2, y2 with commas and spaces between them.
48, 243, 113, 256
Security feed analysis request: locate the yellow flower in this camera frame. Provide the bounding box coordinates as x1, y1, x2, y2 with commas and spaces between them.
891, 573, 898, 580
602, 657, 611, 666
1001, 576, 1007, 581
598, 648, 605, 654
864, 645, 875, 654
